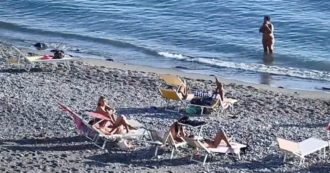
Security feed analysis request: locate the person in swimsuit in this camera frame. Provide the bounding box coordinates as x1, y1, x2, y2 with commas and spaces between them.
259, 15, 275, 54
93, 96, 135, 135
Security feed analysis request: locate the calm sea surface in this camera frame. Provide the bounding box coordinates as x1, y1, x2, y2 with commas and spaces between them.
0, 0, 329, 91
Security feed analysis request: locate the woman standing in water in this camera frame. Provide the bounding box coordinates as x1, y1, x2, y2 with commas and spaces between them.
259, 16, 275, 54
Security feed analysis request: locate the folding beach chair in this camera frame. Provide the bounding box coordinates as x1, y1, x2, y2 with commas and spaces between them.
159, 88, 195, 111
25, 55, 73, 72
59, 103, 106, 149
84, 112, 148, 145
187, 137, 246, 166
85, 112, 145, 129
188, 96, 237, 115
148, 129, 187, 159
159, 88, 189, 112
188, 97, 220, 115
60, 104, 147, 150
160, 74, 186, 87
277, 137, 328, 165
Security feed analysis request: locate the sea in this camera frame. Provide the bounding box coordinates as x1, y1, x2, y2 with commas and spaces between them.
0, 0, 329, 91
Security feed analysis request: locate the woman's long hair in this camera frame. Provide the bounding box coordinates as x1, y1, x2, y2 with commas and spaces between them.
97, 96, 105, 106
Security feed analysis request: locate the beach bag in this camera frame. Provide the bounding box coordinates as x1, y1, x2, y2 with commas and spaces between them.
186, 106, 201, 115
190, 98, 203, 105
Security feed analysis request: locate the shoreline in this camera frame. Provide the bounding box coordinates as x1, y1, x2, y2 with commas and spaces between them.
81, 58, 330, 101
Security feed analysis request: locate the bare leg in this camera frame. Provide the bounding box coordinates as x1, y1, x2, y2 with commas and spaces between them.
268, 42, 274, 54
204, 130, 231, 148
262, 39, 268, 54
108, 116, 137, 134
265, 38, 275, 54
178, 84, 188, 99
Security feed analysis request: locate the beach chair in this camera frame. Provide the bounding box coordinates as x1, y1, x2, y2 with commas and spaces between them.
84, 112, 147, 142
148, 129, 187, 159
188, 97, 237, 115
160, 74, 186, 87
159, 88, 193, 112
85, 112, 145, 129
60, 104, 147, 150
25, 55, 73, 72
186, 137, 246, 166
276, 137, 328, 165
58, 103, 106, 149
188, 97, 220, 115
1, 44, 28, 70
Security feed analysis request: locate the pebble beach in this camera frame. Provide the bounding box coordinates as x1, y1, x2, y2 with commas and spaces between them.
0, 42, 329, 173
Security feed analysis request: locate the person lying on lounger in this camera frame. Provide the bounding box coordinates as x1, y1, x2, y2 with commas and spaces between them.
199, 129, 232, 148
91, 96, 136, 135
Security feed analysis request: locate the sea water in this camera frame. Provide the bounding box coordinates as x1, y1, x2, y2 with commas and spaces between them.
0, 0, 329, 91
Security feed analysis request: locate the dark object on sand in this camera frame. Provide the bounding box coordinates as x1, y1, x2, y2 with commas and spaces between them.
106, 58, 114, 62
52, 49, 65, 59
34, 43, 48, 50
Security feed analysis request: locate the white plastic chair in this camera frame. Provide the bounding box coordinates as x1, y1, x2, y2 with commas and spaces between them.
277, 137, 328, 165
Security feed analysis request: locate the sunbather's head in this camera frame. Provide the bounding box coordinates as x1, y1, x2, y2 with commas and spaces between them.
97, 96, 107, 106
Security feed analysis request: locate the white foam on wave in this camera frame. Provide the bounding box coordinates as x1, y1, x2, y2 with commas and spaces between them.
158, 51, 188, 60
197, 58, 330, 81
158, 51, 330, 81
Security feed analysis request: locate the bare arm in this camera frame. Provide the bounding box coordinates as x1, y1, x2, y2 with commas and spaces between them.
263, 23, 273, 34
96, 106, 115, 124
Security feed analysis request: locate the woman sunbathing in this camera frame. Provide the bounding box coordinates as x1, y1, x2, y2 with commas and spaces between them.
92, 96, 135, 135
200, 130, 232, 148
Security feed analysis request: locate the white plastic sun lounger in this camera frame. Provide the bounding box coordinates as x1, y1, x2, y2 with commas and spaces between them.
187, 138, 246, 166
277, 137, 328, 165
148, 129, 187, 159
25, 55, 74, 72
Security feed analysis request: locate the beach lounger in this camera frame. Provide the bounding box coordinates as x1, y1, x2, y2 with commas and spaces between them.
85, 112, 144, 129
84, 112, 147, 143
186, 137, 246, 166
277, 137, 328, 165
85, 112, 147, 141
59, 103, 147, 150
188, 97, 237, 115
159, 88, 194, 112
148, 129, 187, 159
160, 74, 186, 87
25, 55, 73, 72
58, 103, 106, 149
